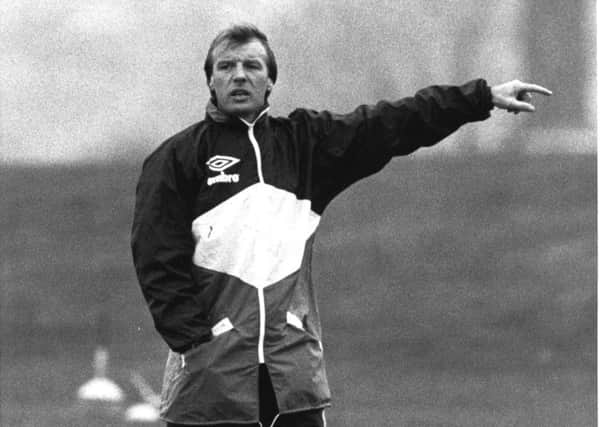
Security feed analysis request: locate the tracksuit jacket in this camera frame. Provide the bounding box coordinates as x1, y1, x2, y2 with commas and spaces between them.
131, 79, 494, 424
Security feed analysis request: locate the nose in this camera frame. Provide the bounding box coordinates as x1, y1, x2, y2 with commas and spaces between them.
233, 62, 246, 81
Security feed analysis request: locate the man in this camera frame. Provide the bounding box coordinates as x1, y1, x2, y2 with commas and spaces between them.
131, 24, 551, 427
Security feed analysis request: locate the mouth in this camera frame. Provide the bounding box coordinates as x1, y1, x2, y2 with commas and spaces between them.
229, 89, 251, 97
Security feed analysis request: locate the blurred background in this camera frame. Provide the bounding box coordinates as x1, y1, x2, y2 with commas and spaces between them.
1, 1, 596, 426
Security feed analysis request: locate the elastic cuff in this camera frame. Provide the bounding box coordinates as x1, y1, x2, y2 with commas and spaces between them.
476, 78, 494, 112
172, 333, 212, 354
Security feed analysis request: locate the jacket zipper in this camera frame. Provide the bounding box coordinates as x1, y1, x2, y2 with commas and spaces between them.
240, 107, 269, 363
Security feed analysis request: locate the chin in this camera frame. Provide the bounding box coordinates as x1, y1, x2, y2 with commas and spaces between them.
224, 105, 257, 119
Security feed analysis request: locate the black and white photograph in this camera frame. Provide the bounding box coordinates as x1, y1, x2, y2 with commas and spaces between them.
1, 1, 596, 426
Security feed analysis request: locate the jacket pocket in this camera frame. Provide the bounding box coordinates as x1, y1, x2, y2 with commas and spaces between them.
286, 311, 305, 331
181, 317, 235, 374
211, 317, 234, 337
286, 311, 323, 353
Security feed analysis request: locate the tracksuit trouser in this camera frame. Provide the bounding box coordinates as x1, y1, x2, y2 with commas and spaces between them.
166, 364, 326, 427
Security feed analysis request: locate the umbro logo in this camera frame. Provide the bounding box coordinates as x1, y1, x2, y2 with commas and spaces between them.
206, 155, 240, 172
206, 155, 240, 186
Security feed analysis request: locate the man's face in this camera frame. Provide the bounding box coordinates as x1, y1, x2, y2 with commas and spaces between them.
209, 39, 273, 122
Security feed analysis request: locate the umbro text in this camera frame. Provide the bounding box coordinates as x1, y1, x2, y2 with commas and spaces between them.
207, 173, 240, 186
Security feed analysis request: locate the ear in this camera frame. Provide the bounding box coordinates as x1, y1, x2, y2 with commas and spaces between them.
208, 75, 215, 89
267, 79, 274, 92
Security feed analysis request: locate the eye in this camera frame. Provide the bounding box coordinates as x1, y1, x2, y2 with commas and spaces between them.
245, 60, 262, 70
216, 61, 233, 70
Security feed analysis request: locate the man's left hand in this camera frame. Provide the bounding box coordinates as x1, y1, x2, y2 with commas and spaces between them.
491, 80, 552, 114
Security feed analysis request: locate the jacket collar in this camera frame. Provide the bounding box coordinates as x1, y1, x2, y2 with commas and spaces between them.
206, 100, 270, 128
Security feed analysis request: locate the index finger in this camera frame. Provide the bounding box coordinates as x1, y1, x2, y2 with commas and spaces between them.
519, 82, 552, 96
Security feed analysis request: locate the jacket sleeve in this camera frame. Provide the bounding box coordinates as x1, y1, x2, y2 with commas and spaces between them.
131, 142, 209, 353
291, 79, 493, 211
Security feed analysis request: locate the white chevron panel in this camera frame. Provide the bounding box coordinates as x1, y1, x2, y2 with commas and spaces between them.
191, 183, 320, 289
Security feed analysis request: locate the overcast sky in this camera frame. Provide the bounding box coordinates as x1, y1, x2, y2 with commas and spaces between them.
1, 1, 596, 163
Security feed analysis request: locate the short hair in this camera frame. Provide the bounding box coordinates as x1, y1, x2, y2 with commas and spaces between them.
204, 23, 277, 84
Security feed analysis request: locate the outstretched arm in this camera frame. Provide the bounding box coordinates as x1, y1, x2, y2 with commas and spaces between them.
491, 80, 552, 114
295, 79, 495, 211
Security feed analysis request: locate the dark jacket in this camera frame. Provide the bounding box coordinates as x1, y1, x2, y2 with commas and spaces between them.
131, 79, 493, 424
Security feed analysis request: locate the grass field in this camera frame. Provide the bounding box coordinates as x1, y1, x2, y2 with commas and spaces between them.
1, 152, 595, 426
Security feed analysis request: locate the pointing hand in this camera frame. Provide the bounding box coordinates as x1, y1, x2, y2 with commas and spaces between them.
491, 80, 552, 114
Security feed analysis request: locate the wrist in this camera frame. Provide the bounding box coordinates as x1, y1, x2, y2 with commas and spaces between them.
490, 84, 505, 109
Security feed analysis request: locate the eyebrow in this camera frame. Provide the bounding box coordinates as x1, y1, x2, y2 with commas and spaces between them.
214, 57, 265, 69
216, 55, 263, 62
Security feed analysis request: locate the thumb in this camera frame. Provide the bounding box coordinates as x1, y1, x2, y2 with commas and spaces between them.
507, 99, 536, 113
